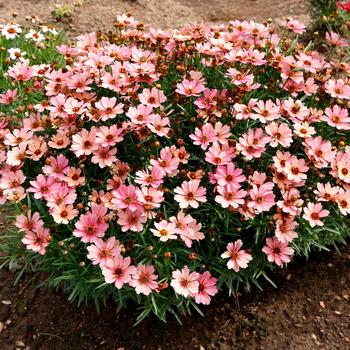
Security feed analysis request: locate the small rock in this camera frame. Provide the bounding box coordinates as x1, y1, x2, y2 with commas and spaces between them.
15, 340, 25, 347
0, 322, 4, 333
319, 301, 326, 309
311, 333, 322, 346
17, 299, 27, 316
1, 300, 12, 305
334, 310, 342, 315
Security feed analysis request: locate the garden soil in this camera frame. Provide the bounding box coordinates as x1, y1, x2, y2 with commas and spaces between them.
0, 226, 349, 350
0, 0, 309, 34
0, 0, 349, 349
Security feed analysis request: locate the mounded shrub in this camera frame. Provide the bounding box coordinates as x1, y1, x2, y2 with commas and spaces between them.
0, 14, 350, 322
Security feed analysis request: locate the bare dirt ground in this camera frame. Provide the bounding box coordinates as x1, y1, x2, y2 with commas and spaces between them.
0, 241, 349, 350
0, 0, 310, 33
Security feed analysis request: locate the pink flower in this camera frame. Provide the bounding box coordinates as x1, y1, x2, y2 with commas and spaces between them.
174, 179, 207, 209
129, 265, 158, 295
22, 226, 50, 255
150, 147, 179, 176
205, 143, 235, 165
7, 60, 35, 81
101, 255, 136, 289
15, 211, 43, 233
52, 204, 78, 224
73, 212, 108, 243
190, 123, 217, 150
213, 163, 246, 187
0, 170, 26, 197
169, 211, 204, 247
237, 128, 270, 160
215, 184, 246, 209
63, 97, 88, 115
265, 122, 293, 148
336, 190, 350, 215
0, 89, 17, 105
6, 143, 27, 166
87, 237, 121, 266
214, 122, 231, 144
46, 183, 77, 209
325, 79, 350, 100
150, 220, 177, 242
233, 99, 257, 120
275, 218, 299, 243
304, 136, 335, 168
293, 122, 316, 138
95, 97, 124, 121
325, 31, 349, 47
171, 266, 199, 297
282, 98, 310, 122
67, 72, 92, 92
226, 68, 255, 87
303, 202, 330, 227
138, 87, 166, 108
314, 182, 340, 202
176, 71, 206, 96
262, 237, 294, 266
28, 175, 56, 200
71, 128, 98, 157
112, 184, 141, 212
64, 167, 85, 187
323, 105, 350, 130
277, 188, 304, 216
96, 125, 124, 147
281, 63, 304, 85
221, 240, 253, 271
126, 104, 155, 125
284, 156, 309, 182
48, 131, 70, 149
285, 18, 306, 34
91, 146, 117, 168
148, 114, 170, 137
135, 166, 164, 188
136, 186, 164, 211
42, 155, 69, 180
117, 209, 147, 232
4, 128, 33, 147
192, 272, 218, 305
248, 183, 276, 213
252, 100, 280, 123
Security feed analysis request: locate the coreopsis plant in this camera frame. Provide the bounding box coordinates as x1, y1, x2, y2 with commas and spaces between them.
1, 14, 350, 322
311, 0, 350, 49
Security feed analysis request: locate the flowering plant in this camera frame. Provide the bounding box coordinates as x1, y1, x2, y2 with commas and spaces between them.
1, 15, 350, 322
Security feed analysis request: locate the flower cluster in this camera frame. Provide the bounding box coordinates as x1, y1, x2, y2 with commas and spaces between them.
1, 15, 350, 320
